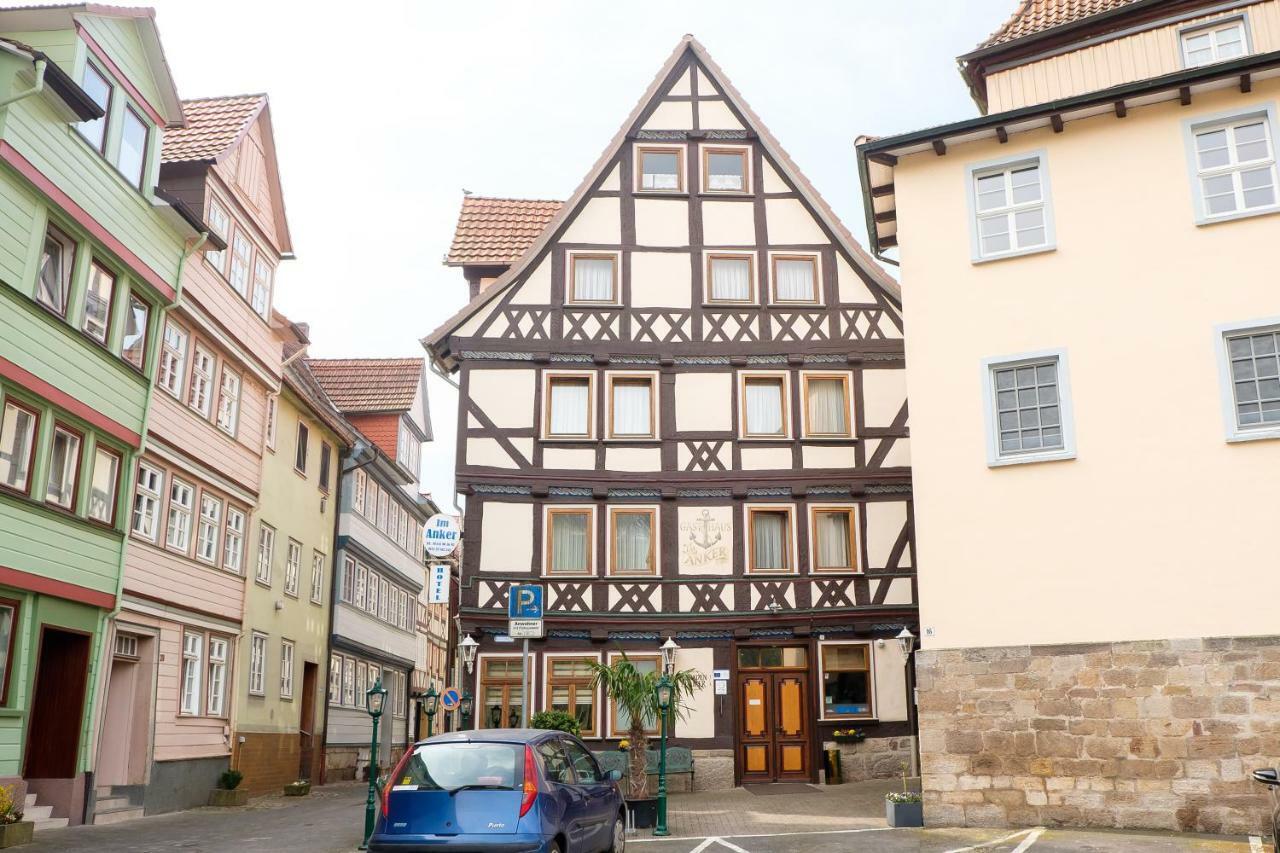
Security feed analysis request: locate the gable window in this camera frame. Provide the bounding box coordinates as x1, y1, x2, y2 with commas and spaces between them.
703, 147, 748, 192
1182, 19, 1247, 68
284, 539, 301, 597
206, 637, 228, 717
748, 506, 792, 573
223, 507, 245, 573
165, 478, 194, 553
229, 233, 252, 298
1217, 321, 1280, 441
741, 374, 788, 438
398, 418, 420, 472
545, 374, 593, 438
310, 551, 325, 605
87, 445, 120, 524
205, 201, 229, 271
609, 507, 656, 575
480, 658, 523, 728
820, 643, 872, 719
158, 322, 187, 398
546, 657, 597, 737
569, 254, 617, 304
131, 462, 162, 540
1189, 112, 1278, 222
121, 292, 149, 370
0, 401, 37, 495
802, 374, 851, 438
811, 506, 858, 573
36, 225, 75, 316
117, 106, 148, 190
707, 253, 754, 303
45, 424, 82, 510
180, 632, 203, 715
251, 257, 272, 317
607, 374, 655, 439
984, 350, 1076, 467
546, 507, 593, 575
248, 633, 267, 697
771, 254, 818, 303
637, 146, 683, 192
294, 422, 309, 473
188, 346, 215, 417
255, 523, 275, 585
215, 368, 241, 434
280, 639, 295, 699
82, 261, 115, 344
969, 155, 1052, 260
77, 63, 111, 151
196, 494, 222, 564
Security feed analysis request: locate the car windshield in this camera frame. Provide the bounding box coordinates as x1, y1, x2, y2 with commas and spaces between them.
392, 742, 522, 792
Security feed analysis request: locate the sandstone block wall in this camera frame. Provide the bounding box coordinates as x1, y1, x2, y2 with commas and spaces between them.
822, 735, 914, 783
916, 636, 1280, 835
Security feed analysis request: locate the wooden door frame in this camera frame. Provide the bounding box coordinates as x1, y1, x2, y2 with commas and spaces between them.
730, 639, 817, 785
23, 624, 93, 779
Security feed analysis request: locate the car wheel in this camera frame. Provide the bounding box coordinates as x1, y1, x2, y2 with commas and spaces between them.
608, 814, 625, 852
548, 843, 562, 853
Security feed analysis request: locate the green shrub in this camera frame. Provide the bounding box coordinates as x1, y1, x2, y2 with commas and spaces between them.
530, 710, 581, 737
218, 769, 244, 790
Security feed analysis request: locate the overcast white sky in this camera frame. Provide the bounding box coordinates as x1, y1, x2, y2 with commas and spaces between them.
147, 0, 1012, 506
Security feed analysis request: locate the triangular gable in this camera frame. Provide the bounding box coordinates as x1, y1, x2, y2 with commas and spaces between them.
221, 102, 293, 255
424, 35, 899, 363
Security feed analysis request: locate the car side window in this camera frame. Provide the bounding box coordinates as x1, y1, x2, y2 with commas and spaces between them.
536, 740, 575, 785
560, 738, 602, 785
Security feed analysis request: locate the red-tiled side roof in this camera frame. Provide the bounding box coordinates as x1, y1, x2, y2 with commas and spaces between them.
978, 0, 1140, 49
446, 196, 563, 267
305, 357, 423, 414
161, 94, 265, 163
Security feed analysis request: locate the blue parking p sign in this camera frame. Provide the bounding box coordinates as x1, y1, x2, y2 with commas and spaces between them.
508, 584, 543, 619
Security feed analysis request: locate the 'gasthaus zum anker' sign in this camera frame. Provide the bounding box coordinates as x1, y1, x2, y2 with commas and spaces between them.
423, 513, 461, 558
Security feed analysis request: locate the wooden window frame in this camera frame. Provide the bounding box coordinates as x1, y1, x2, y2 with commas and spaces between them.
0, 598, 20, 706
542, 371, 596, 440
700, 145, 750, 194
117, 104, 150, 191
738, 371, 791, 440
294, 421, 309, 475
44, 421, 84, 512
608, 506, 658, 576
745, 504, 796, 575
544, 505, 596, 577
0, 399, 39, 498
800, 372, 853, 439
606, 652, 660, 737
635, 144, 685, 193
818, 640, 875, 721
808, 504, 861, 574
567, 252, 620, 305
544, 653, 601, 738
87, 443, 122, 527
478, 654, 526, 730
82, 259, 117, 346
704, 252, 757, 305
77, 60, 113, 153
769, 253, 821, 305
36, 223, 77, 318
605, 372, 657, 440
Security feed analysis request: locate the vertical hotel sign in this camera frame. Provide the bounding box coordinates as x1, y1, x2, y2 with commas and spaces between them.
428, 565, 449, 604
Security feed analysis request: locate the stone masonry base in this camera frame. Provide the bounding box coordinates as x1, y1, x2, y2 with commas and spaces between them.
822, 736, 914, 784
917, 635, 1280, 835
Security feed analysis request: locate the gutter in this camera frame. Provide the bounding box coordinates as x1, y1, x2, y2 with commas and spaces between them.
0, 42, 102, 121
0, 58, 45, 109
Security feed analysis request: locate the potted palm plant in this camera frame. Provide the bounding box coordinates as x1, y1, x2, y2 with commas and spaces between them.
589, 654, 705, 829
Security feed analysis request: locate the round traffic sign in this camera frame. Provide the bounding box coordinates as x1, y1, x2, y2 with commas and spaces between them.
440, 686, 461, 711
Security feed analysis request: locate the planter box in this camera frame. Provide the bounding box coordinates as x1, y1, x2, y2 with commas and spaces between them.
831, 736, 865, 744
886, 799, 923, 827
627, 797, 657, 829
283, 783, 311, 797
208, 788, 249, 807
0, 822, 33, 849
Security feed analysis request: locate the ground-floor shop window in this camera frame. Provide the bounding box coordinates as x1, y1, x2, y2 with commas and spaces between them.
481, 657, 523, 728
546, 657, 597, 736
820, 643, 872, 719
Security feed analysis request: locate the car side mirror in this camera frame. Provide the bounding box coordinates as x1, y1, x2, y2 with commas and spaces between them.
606, 770, 623, 782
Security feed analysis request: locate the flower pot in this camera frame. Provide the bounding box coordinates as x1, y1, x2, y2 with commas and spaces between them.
208, 788, 249, 807
627, 797, 658, 829
0, 822, 33, 848
283, 782, 311, 797
832, 736, 865, 744
886, 799, 923, 827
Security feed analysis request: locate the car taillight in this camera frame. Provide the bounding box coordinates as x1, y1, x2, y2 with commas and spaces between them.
519, 745, 538, 817
382, 748, 414, 818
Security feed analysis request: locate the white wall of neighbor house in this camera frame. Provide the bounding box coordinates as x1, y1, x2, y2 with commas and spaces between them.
893, 78, 1280, 652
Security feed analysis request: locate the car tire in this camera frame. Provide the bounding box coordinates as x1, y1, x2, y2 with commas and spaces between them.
549, 843, 562, 853
607, 814, 625, 853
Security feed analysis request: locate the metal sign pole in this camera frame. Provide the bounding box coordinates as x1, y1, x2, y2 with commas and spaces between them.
521, 638, 529, 727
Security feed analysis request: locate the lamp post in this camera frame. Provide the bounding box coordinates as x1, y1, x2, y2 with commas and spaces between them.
424, 684, 439, 739
459, 634, 478, 675
896, 628, 919, 780
459, 690, 474, 731
361, 678, 388, 849
653, 636, 678, 838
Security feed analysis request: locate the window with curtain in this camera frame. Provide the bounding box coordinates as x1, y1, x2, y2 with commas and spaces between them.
639, 148, 682, 191
121, 292, 149, 370
36, 225, 75, 316
708, 255, 752, 302
609, 377, 653, 438
0, 402, 36, 494
813, 509, 856, 572
548, 658, 597, 736
704, 148, 747, 192
571, 256, 616, 303
610, 508, 655, 575
749, 508, 790, 572
482, 658, 524, 728
804, 375, 850, 437
610, 655, 659, 735
743, 376, 785, 437
82, 261, 115, 344
548, 509, 591, 574
548, 377, 591, 437
773, 256, 817, 302
821, 644, 872, 718
44, 425, 80, 510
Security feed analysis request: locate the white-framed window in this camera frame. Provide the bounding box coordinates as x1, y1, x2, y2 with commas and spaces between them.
188, 346, 215, 417
355, 562, 368, 609
397, 418, 420, 472
117, 106, 148, 190
230, 232, 252, 298
1181, 18, 1248, 68
982, 349, 1077, 467
808, 504, 861, 573
1215, 317, 1280, 442
543, 371, 595, 439
251, 257, 272, 317
280, 639, 294, 699
1185, 107, 1279, 224
378, 576, 390, 621
158, 321, 188, 398
966, 152, 1054, 262
567, 252, 619, 304
207, 636, 228, 716
342, 656, 355, 705
739, 371, 790, 439
180, 632, 203, 715
543, 505, 596, 576
255, 523, 275, 585
377, 490, 389, 532
352, 469, 366, 514
195, 493, 222, 564
131, 462, 163, 540
769, 253, 820, 304
705, 252, 755, 304
284, 539, 301, 597
818, 641, 874, 720
165, 478, 195, 553
249, 632, 267, 696
216, 368, 241, 435
311, 551, 325, 604
363, 480, 379, 521
223, 507, 245, 573
328, 653, 343, 704
367, 569, 380, 615
606, 372, 657, 439
265, 395, 278, 451
340, 555, 356, 604
205, 200, 229, 272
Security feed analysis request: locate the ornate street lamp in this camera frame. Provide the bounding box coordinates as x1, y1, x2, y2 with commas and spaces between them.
459, 690, 475, 730
361, 678, 389, 849
424, 684, 440, 739
459, 634, 479, 674
896, 627, 916, 657
660, 636, 679, 675
653, 674, 674, 837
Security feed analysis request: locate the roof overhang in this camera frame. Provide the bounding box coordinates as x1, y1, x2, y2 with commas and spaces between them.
857, 49, 1280, 261
0, 38, 102, 122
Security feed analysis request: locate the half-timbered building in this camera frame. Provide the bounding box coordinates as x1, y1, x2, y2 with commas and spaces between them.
425, 36, 917, 787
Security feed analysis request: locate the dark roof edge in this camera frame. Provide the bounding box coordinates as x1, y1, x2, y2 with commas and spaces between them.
960, 0, 1177, 63
33, 48, 103, 122
154, 186, 228, 251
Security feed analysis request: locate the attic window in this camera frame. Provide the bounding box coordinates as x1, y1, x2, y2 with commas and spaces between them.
703, 147, 748, 193
568, 253, 618, 304
77, 63, 111, 152
1181, 19, 1247, 68
638, 147, 684, 192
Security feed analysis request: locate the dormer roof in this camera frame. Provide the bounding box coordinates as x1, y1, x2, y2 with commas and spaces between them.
305, 357, 425, 415
976, 0, 1141, 50
445, 196, 563, 267
161, 94, 265, 163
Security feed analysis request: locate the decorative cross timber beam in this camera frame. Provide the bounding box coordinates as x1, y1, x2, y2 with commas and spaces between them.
633, 310, 692, 343
772, 311, 829, 342
479, 582, 511, 610
686, 583, 729, 612
565, 310, 621, 342
684, 441, 727, 472
813, 579, 855, 608
549, 582, 590, 613
705, 311, 760, 343
610, 584, 659, 613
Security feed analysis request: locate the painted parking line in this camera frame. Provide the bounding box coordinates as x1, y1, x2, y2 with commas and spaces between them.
944, 826, 1045, 853
630, 826, 893, 846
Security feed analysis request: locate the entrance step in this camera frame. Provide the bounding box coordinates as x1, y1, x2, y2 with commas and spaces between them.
24, 790, 69, 832
95, 796, 130, 811
93, 805, 144, 826
23, 794, 35, 808
24, 805, 52, 822
32, 816, 68, 832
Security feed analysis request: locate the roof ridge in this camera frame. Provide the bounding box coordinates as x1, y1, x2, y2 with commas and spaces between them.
180, 92, 268, 104
464, 195, 564, 203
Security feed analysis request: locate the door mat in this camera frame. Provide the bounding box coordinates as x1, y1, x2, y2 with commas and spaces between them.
743, 783, 817, 795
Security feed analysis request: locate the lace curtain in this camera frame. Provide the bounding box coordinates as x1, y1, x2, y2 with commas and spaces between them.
806, 378, 847, 434
815, 512, 851, 569
745, 380, 783, 435
752, 512, 787, 570
775, 258, 815, 301
711, 258, 751, 301
551, 512, 589, 573
614, 512, 652, 573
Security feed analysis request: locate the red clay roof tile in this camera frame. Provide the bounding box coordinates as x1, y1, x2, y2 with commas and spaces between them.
978, 0, 1141, 50
305, 357, 423, 414
161, 94, 265, 163
445, 196, 563, 267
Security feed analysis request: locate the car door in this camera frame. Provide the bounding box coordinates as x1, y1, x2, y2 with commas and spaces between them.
560, 737, 615, 851
536, 739, 591, 850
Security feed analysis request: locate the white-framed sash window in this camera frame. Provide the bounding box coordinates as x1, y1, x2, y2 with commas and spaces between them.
1187, 108, 1279, 223
966, 152, 1054, 262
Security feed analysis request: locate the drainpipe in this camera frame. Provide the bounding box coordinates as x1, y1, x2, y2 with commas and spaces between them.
0, 58, 46, 110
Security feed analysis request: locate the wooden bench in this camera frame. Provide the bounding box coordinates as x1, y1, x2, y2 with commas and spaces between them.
593, 747, 694, 792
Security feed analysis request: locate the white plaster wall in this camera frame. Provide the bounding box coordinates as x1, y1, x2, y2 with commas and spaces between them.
599, 164, 621, 192
697, 100, 744, 131
632, 252, 692, 308
801, 445, 856, 469
740, 447, 792, 470
479, 502, 533, 572
466, 437, 522, 469
760, 158, 788, 194
642, 100, 694, 131
635, 199, 689, 247
605, 446, 662, 472
561, 197, 620, 244
543, 447, 596, 469
836, 255, 878, 304
510, 259, 551, 305
865, 500, 907, 570
862, 368, 907, 429
765, 198, 828, 245
674, 647, 716, 738
702, 201, 757, 247
675, 373, 732, 431
467, 369, 535, 428
668, 67, 691, 97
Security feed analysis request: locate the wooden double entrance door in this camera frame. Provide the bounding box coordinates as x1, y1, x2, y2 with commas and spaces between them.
737, 650, 811, 783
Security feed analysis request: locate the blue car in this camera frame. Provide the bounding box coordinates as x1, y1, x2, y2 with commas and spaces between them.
369, 728, 626, 853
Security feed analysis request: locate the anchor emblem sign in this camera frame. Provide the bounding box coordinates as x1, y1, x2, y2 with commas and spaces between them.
679, 507, 731, 573
688, 509, 723, 549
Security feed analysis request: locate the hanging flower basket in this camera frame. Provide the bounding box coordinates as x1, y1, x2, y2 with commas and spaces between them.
831, 728, 867, 744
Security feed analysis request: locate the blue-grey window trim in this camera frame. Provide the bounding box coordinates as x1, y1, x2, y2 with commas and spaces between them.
1177, 12, 1253, 69
980, 347, 1078, 467
1213, 315, 1280, 443
1181, 100, 1280, 226
964, 149, 1057, 264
